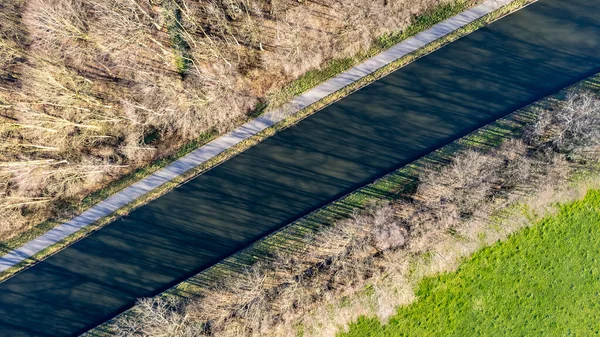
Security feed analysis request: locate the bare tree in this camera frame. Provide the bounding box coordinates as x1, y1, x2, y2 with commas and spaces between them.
417, 150, 502, 219
115, 297, 202, 337
527, 92, 600, 158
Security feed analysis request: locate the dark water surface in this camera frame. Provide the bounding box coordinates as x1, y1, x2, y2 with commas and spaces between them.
1, 0, 599, 335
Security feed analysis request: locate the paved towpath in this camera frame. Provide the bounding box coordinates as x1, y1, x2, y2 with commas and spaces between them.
1, 0, 599, 336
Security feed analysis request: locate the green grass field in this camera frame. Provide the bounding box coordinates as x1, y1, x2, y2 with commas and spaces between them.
341, 190, 600, 337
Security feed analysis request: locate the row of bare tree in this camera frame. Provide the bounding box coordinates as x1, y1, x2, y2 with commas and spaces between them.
113, 91, 600, 337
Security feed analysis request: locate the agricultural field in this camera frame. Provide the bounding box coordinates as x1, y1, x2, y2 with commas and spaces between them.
342, 189, 600, 337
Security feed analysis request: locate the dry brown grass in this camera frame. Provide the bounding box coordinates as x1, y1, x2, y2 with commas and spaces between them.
0, 0, 454, 240
113, 92, 600, 336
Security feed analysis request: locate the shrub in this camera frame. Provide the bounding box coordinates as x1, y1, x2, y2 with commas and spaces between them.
115, 297, 201, 337
526, 91, 600, 159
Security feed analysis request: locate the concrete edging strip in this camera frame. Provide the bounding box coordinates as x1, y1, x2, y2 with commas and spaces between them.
0, 0, 514, 273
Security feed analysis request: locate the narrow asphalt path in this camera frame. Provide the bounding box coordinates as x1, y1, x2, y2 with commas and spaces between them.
1, 0, 599, 335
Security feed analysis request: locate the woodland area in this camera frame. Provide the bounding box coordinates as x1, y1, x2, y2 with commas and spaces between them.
0, 0, 452, 239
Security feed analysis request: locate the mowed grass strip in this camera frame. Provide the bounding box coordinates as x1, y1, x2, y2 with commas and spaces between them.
341, 190, 600, 337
